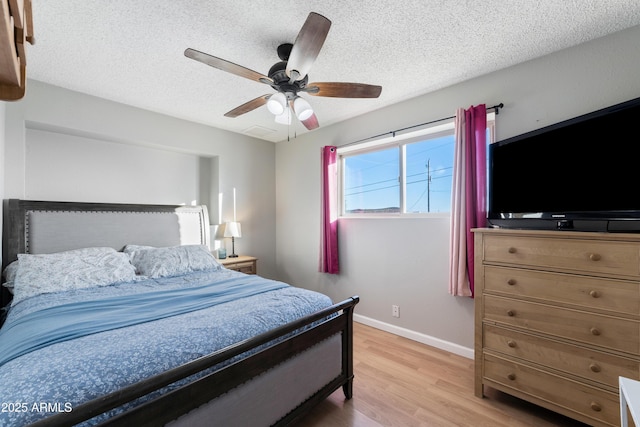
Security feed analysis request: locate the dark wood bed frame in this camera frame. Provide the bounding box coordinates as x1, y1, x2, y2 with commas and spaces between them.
1, 199, 359, 426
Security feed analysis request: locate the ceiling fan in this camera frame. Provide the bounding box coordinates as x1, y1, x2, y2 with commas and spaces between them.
184, 12, 382, 130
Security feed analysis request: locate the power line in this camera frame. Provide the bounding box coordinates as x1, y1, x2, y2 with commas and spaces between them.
345, 167, 452, 192
345, 183, 399, 196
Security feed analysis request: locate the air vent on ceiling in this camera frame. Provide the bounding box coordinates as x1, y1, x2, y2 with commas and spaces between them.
242, 125, 277, 138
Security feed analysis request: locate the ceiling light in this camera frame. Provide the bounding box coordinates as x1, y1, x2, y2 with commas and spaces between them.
274, 108, 292, 125
293, 96, 313, 120
266, 93, 287, 115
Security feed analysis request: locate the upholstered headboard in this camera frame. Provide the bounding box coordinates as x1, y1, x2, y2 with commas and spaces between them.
1, 199, 211, 307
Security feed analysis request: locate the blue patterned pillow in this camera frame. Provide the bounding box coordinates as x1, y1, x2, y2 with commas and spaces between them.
1, 261, 18, 294
124, 244, 220, 278
12, 247, 137, 305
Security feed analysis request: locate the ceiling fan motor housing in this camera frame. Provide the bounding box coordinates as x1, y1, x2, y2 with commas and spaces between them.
277, 43, 293, 61
268, 59, 308, 97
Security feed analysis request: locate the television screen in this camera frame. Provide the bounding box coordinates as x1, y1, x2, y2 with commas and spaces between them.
488, 96, 640, 231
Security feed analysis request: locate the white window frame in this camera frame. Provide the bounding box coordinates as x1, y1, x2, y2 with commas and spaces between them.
338, 112, 495, 218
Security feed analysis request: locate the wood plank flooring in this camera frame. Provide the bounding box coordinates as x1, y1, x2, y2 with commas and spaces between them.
296, 322, 589, 427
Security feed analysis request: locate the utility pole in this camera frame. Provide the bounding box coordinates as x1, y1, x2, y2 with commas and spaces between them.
426, 159, 431, 212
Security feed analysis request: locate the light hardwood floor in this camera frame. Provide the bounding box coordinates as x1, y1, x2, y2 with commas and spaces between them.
296, 323, 589, 427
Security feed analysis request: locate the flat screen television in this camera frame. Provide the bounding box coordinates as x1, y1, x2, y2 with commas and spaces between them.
488, 96, 640, 232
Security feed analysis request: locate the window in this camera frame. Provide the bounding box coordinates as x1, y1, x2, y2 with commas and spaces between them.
343, 145, 400, 214
404, 134, 455, 213
338, 115, 494, 216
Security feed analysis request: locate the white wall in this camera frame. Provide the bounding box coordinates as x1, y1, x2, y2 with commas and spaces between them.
3, 81, 278, 278
275, 24, 640, 357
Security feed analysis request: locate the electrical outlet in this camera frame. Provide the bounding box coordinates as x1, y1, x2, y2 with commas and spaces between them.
392, 304, 400, 318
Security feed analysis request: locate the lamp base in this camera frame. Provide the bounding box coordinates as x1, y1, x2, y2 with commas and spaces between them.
229, 236, 239, 258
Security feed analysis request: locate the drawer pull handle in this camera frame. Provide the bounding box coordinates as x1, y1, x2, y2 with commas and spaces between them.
590, 402, 602, 412
507, 373, 516, 381
589, 363, 601, 373
589, 290, 600, 298
507, 310, 515, 317
507, 279, 517, 286
590, 327, 601, 336
507, 340, 517, 348
589, 253, 601, 262
508, 247, 517, 254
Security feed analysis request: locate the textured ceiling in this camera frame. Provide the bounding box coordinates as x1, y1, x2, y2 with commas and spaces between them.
27, 1, 640, 143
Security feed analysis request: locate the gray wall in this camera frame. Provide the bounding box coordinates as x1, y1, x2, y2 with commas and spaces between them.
275, 24, 640, 357
3, 81, 278, 278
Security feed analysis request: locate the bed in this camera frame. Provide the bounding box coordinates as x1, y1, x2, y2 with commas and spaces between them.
0, 199, 359, 426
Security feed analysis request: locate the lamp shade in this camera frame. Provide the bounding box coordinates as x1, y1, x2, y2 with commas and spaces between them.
211, 224, 226, 240
266, 92, 287, 115
293, 96, 313, 120
223, 221, 242, 238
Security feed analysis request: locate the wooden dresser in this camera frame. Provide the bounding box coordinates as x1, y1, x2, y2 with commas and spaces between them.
474, 228, 640, 427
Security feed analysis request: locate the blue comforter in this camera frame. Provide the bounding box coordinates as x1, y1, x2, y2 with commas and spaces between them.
0, 269, 333, 426
0, 275, 287, 367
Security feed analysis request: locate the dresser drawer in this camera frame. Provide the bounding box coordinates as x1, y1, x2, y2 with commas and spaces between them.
484, 295, 640, 354
483, 354, 620, 426
219, 256, 257, 275
232, 262, 256, 274
483, 266, 640, 315
482, 235, 640, 278
484, 324, 640, 389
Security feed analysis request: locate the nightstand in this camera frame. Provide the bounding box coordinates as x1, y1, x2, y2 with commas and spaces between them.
218, 255, 257, 274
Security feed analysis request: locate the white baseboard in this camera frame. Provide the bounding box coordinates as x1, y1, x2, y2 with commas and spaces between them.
354, 314, 474, 360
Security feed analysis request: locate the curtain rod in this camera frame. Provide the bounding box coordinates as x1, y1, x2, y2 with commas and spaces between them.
344, 102, 504, 147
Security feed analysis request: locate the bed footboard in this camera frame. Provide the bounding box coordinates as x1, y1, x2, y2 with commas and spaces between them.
28, 296, 360, 427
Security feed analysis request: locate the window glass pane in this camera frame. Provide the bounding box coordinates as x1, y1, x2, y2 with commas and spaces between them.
338, 118, 493, 217
405, 134, 455, 213
344, 147, 399, 213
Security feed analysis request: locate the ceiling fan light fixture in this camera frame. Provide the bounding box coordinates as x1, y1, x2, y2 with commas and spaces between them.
274, 108, 292, 125
266, 92, 287, 115
293, 96, 314, 120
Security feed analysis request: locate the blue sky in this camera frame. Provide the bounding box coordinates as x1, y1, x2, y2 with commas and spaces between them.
344, 134, 455, 213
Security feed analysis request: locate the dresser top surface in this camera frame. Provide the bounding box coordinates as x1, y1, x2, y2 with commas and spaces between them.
473, 227, 640, 242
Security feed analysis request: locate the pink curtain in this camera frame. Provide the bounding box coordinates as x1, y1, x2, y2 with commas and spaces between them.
319, 146, 339, 274
449, 105, 487, 297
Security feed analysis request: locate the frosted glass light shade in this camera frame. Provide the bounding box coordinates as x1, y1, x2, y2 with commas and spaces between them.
293, 96, 313, 120
266, 93, 287, 115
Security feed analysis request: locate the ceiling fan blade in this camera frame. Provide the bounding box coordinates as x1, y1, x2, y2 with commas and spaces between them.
305, 82, 382, 98
286, 12, 331, 81
224, 94, 270, 118
301, 112, 319, 130
185, 48, 273, 85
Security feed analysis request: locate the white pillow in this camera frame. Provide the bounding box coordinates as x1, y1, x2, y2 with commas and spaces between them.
124, 244, 220, 278
12, 247, 137, 305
